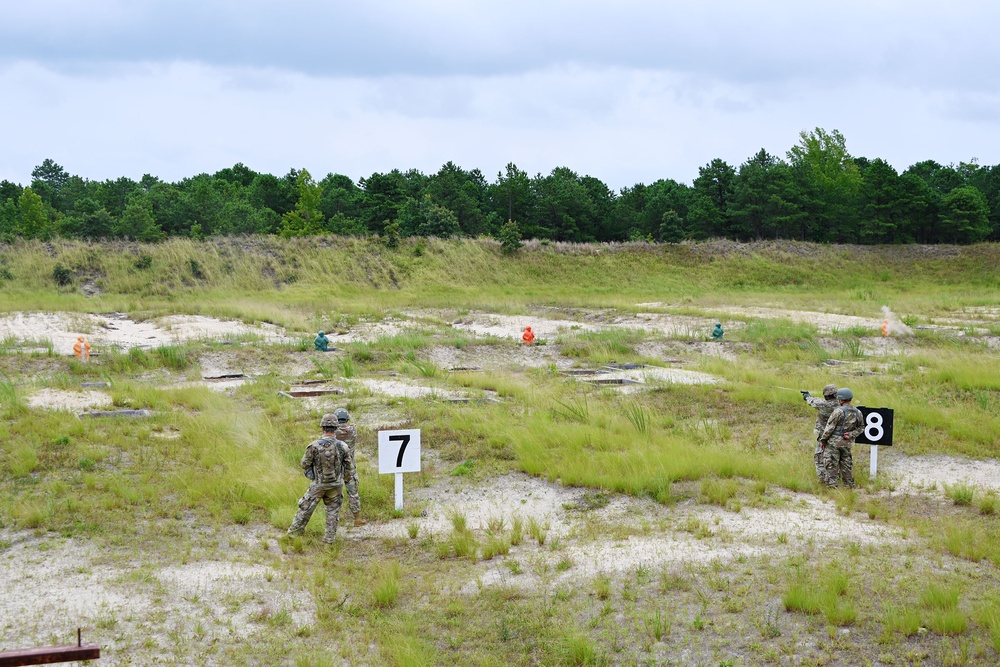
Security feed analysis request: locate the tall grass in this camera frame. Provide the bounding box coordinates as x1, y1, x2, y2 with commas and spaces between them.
783, 567, 857, 626
0, 378, 26, 417
4, 238, 999, 322
558, 328, 646, 362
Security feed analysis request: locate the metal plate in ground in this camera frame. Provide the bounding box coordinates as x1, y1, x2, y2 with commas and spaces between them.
585, 378, 642, 386
280, 387, 344, 398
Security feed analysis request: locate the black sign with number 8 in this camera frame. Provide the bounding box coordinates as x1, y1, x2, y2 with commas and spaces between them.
855, 407, 894, 446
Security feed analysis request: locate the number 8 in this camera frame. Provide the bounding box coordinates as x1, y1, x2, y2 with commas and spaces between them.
865, 412, 884, 442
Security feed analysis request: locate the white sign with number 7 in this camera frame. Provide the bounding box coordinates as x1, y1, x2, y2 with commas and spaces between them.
378, 429, 421, 510
378, 429, 421, 474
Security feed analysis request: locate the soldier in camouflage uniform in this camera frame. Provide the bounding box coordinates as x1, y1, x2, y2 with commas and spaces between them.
819, 388, 865, 488
287, 414, 356, 543
803, 384, 839, 481
333, 407, 367, 527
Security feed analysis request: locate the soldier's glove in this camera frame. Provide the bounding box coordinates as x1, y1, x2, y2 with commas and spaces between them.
800, 390, 810, 400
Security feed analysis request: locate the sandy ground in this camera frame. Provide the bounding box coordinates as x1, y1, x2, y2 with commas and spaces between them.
349, 471, 904, 594
0, 312, 292, 355
565, 365, 721, 387
348, 377, 470, 400
4, 303, 1000, 663
323, 319, 410, 344
0, 527, 313, 662
883, 453, 1000, 494
424, 343, 571, 371
24, 388, 113, 411
708, 306, 881, 333
0, 470, 907, 665
449, 312, 601, 341
446, 310, 732, 342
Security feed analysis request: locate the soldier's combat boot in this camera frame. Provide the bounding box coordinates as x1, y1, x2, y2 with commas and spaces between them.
354, 515, 368, 527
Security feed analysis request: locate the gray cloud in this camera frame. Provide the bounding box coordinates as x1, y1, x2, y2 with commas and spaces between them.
1, 59, 993, 189
3, 0, 999, 92
2, 1, 998, 189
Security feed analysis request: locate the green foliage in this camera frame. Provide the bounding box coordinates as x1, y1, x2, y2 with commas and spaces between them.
783, 566, 857, 626
280, 169, 325, 237
17, 187, 51, 239
52, 263, 73, 286
381, 221, 401, 248
558, 633, 605, 666
188, 258, 205, 280
498, 219, 523, 254
699, 478, 740, 508
945, 483, 976, 506
559, 328, 644, 361
623, 401, 650, 435
371, 561, 402, 608
5, 132, 1000, 245
117, 198, 165, 241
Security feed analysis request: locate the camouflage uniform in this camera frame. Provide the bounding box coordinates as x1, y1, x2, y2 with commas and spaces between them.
287, 434, 355, 543
334, 422, 361, 517
806, 392, 839, 480
819, 404, 865, 488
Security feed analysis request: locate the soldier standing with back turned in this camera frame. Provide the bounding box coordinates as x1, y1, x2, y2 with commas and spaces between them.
287, 414, 355, 543
819, 388, 865, 488
802, 384, 839, 482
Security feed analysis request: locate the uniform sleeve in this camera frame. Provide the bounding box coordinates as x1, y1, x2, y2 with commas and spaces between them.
341, 441, 357, 481
805, 396, 823, 409
300, 443, 316, 473
847, 412, 865, 440
821, 409, 842, 442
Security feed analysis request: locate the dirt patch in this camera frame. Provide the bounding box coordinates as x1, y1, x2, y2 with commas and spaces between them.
0, 529, 313, 666
450, 312, 599, 341
25, 388, 112, 411
0, 312, 293, 355
710, 306, 881, 333
353, 472, 906, 590
883, 453, 1000, 494
324, 319, 410, 343
178, 377, 252, 393
349, 377, 470, 400
448, 309, 734, 342
424, 344, 571, 371
636, 340, 749, 363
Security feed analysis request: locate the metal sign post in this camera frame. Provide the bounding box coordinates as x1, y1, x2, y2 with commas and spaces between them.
378, 429, 421, 510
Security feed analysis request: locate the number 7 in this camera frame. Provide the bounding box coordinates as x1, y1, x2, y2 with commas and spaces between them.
390, 434, 410, 467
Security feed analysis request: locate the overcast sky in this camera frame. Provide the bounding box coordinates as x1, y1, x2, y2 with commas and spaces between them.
2, 0, 998, 189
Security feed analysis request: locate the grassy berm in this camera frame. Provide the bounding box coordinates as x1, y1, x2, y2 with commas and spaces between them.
2, 237, 1000, 666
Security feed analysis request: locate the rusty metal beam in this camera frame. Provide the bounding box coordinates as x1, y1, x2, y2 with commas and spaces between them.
0, 630, 100, 666
0, 644, 100, 666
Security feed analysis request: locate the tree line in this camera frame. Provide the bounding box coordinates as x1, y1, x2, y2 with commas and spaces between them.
2, 128, 998, 245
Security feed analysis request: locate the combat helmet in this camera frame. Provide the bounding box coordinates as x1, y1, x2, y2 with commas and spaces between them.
334, 407, 350, 423
836, 388, 854, 401
822, 384, 838, 398
320, 413, 339, 430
